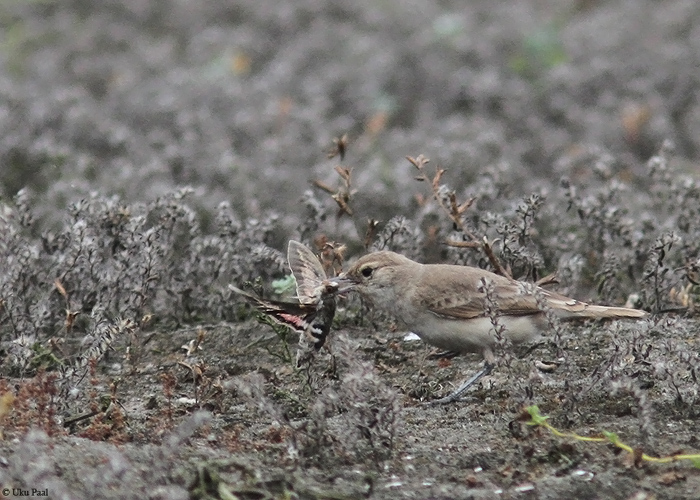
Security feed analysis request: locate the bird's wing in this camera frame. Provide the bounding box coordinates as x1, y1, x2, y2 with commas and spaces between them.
425, 279, 600, 319
287, 240, 327, 304
422, 271, 546, 319
426, 291, 543, 319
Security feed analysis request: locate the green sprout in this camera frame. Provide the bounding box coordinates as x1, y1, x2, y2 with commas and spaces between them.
525, 406, 700, 467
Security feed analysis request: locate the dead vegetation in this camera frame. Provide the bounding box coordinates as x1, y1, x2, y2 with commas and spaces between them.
2, 1, 700, 498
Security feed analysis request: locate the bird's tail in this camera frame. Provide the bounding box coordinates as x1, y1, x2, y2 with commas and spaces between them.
554, 301, 648, 319
575, 304, 647, 318
541, 291, 647, 319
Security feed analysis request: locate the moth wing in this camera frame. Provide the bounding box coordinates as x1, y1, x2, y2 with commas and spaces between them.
287, 240, 327, 304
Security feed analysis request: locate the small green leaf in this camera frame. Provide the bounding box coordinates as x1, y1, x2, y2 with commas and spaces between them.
602, 431, 619, 444
526, 405, 549, 426
271, 274, 296, 295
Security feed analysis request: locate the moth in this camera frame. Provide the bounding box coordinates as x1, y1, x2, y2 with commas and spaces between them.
229, 240, 339, 350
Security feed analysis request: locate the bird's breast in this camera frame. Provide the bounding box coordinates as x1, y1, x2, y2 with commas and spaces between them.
407, 313, 545, 354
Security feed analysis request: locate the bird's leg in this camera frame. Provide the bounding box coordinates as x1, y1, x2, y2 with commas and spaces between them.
425, 362, 494, 405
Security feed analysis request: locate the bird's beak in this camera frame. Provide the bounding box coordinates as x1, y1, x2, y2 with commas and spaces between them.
324, 273, 357, 293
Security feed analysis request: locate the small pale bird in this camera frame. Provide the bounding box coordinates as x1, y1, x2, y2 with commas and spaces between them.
336, 251, 647, 404
230, 241, 338, 363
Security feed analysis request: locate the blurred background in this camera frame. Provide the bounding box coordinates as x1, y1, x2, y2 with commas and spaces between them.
1, 0, 698, 231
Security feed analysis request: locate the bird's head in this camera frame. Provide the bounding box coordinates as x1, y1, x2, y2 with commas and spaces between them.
329, 251, 416, 302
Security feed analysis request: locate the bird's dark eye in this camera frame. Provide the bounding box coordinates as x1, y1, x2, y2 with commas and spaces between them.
361, 266, 374, 278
